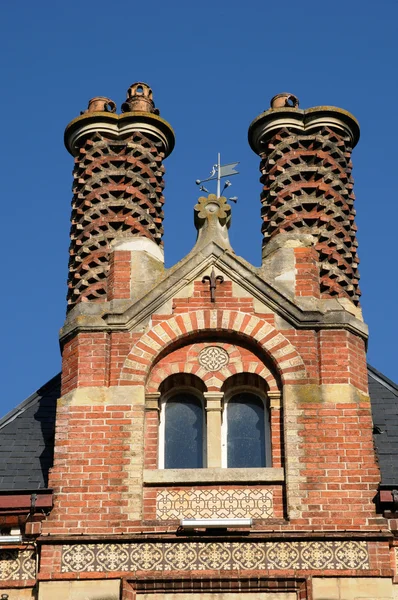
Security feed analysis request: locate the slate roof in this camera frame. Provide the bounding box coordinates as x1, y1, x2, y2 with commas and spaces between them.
0, 367, 397, 491
369, 364, 398, 488
0, 374, 60, 490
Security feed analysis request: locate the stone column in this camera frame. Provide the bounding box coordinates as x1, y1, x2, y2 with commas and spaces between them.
268, 391, 282, 468
144, 393, 161, 469
204, 391, 223, 468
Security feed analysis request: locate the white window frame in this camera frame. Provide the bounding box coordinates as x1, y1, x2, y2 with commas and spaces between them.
221, 386, 272, 468
158, 387, 207, 469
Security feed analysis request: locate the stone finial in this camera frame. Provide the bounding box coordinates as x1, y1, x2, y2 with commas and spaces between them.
121, 82, 159, 114
84, 96, 117, 113
270, 93, 299, 109
194, 194, 233, 251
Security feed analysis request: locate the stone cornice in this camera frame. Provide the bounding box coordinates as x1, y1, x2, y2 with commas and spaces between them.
37, 530, 392, 543
248, 105, 360, 154
64, 110, 175, 157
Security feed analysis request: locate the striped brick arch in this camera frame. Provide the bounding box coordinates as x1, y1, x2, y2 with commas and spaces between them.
146, 343, 278, 393
119, 309, 307, 385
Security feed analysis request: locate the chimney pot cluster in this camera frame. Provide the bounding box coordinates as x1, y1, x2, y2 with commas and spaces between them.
64, 83, 362, 310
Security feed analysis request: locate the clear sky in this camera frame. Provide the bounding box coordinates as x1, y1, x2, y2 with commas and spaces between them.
0, 0, 397, 415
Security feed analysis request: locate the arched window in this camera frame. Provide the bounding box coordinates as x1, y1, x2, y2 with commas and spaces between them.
223, 390, 271, 468
160, 391, 205, 469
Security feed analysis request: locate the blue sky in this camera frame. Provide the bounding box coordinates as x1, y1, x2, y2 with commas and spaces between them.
0, 0, 397, 415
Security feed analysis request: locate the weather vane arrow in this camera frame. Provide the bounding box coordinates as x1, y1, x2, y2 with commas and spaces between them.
196, 153, 239, 201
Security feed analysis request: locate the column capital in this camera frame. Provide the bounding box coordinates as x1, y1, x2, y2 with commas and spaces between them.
267, 390, 281, 410
204, 391, 223, 412
145, 392, 161, 411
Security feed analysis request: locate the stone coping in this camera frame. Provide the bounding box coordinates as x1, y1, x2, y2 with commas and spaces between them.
248, 105, 360, 153
143, 467, 284, 486
64, 111, 175, 157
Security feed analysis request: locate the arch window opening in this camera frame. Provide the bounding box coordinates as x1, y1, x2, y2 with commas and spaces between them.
156, 372, 275, 471
160, 391, 206, 469
222, 391, 271, 468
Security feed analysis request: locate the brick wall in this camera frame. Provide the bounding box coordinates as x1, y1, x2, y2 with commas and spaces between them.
50, 277, 381, 536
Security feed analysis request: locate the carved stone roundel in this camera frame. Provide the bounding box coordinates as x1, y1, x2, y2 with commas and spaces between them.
198, 346, 229, 371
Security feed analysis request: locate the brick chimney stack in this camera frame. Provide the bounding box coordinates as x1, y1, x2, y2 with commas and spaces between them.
248, 94, 361, 305
64, 83, 174, 309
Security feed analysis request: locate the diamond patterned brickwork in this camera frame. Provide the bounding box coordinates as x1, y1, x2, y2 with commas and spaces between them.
67, 132, 166, 308
260, 127, 360, 303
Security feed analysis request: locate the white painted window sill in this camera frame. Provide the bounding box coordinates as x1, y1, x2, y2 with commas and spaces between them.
143, 467, 284, 486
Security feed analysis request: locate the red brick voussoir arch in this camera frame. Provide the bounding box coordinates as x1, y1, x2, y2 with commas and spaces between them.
145, 345, 278, 394
119, 309, 307, 386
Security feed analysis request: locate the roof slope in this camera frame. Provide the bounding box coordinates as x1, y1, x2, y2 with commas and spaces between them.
0, 367, 397, 491
0, 374, 60, 490
369, 364, 398, 487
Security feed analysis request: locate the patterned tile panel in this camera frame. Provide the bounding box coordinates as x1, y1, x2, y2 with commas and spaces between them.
0, 549, 36, 581
156, 489, 273, 520
61, 540, 369, 573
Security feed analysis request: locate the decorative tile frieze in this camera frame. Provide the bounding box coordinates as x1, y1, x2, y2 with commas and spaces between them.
156, 489, 273, 520
61, 540, 369, 573
0, 549, 36, 581
198, 346, 229, 371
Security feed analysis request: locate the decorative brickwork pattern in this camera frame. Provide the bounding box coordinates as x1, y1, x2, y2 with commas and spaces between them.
67, 132, 166, 308
122, 310, 307, 386
0, 549, 36, 581
259, 127, 360, 303
61, 541, 369, 572
156, 489, 273, 520
147, 342, 278, 393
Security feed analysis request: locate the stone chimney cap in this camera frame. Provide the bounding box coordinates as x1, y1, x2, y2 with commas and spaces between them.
122, 82, 159, 115
270, 93, 299, 109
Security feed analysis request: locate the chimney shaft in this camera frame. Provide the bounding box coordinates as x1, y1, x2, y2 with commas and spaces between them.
248, 97, 361, 305
64, 83, 174, 310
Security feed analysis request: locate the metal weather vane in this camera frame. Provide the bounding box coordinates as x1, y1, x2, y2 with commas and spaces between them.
196, 153, 239, 202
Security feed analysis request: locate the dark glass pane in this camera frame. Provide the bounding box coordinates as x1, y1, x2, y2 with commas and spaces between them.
227, 393, 265, 468
165, 393, 204, 468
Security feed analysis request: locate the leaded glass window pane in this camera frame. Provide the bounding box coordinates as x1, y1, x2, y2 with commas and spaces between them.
165, 393, 204, 468
227, 392, 265, 467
